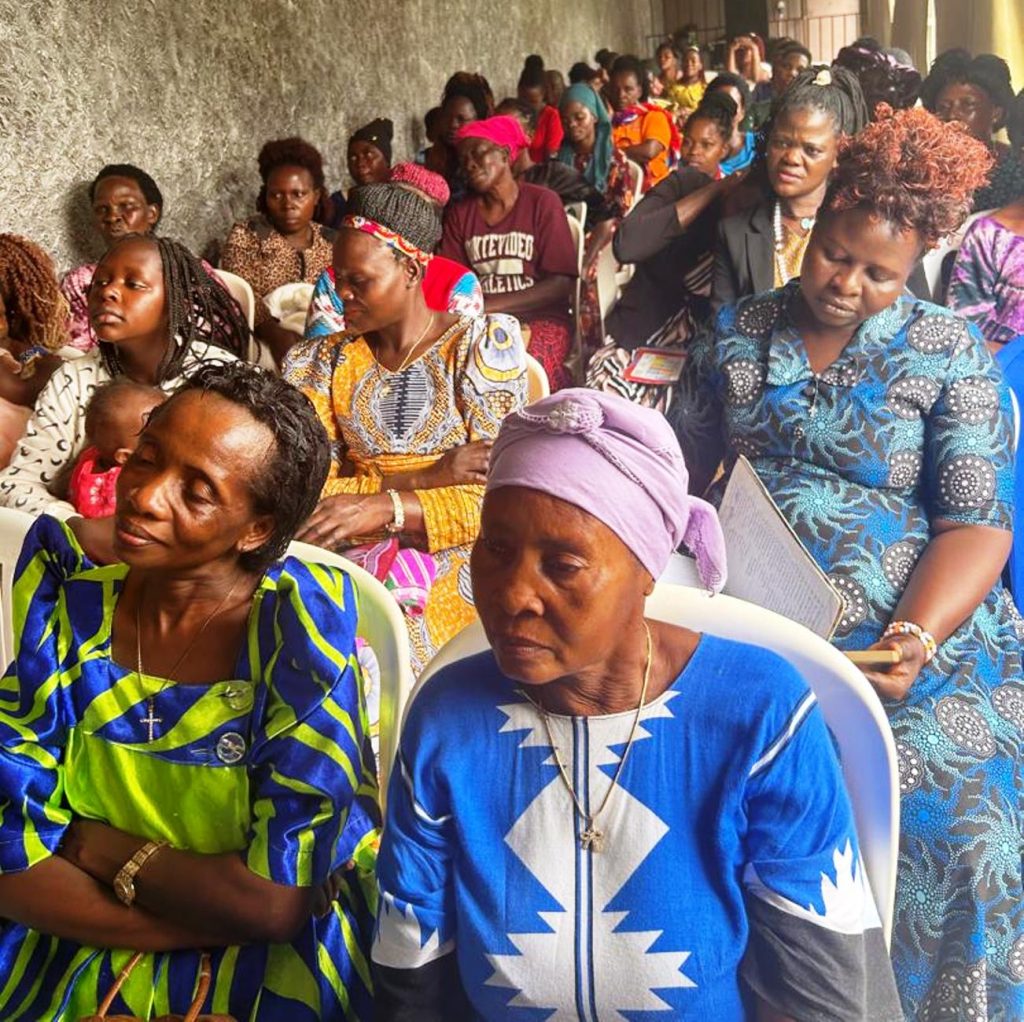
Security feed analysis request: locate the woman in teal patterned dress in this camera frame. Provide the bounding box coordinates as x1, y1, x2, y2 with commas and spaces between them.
0, 363, 379, 1020
671, 107, 1024, 1017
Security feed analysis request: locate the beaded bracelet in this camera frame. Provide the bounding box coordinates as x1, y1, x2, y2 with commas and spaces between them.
882, 620, 937, 663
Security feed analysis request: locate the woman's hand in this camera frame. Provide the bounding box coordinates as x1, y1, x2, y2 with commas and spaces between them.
858, 633, 927, 701
67, 515, 118, 565
59, 818, 139, 886
583, 220, 616, 280
429, 441, 492, 486
297, 493, 394, 550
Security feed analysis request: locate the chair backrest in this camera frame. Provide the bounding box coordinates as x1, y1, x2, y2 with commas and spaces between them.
565, 210, 587, 382
415, 583, 899, 946
524, 354, 550, 401
565, 200, 587, 224
286, 540, 413, 799
625, 157, 645, 203
0, 508, 34, 668
920, 207, 993, 304
212, 269, 256, 331
594, 238, 620, 329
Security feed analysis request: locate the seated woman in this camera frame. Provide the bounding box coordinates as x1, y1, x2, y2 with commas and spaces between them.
948, 195, 1024, 348
61, 163, 163, 353
608, 54, 679, 188
584, 91, 741, 411
557, 81, 638, 354
442, 115, 578, 391
713, 66, 868, 310
671, 106, 1023, 1019
419, 72, 493, 202
0, 235, 68, 467
705, 73, 758, 175
746, 41, 811, 128
674, 44, 709, 115
921, 49, 1024, 212
285, 181, 528, 672
0, 235, 246, 524
518, 54, 564, 163
303, 163, 484, 342
372, 388, 900, 1020
220, 136, 335, 366
726, 31, 770, 93
325, 118, 394, 228
0, 361, 378, 1020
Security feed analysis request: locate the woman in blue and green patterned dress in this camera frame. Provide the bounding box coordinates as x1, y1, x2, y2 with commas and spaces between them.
671, 106, 1024, 1018
0, 362, 379, 1020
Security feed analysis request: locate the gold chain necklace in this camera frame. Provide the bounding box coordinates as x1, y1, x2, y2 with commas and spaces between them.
136, 575, 246, 742
378, 313, 436, 396
522, 622, 653, 853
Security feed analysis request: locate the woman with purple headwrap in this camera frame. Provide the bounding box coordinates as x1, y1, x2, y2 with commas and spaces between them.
371, 388, 899, 1020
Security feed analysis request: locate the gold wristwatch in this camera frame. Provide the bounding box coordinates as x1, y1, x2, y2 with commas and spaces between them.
113, 840, 166, 907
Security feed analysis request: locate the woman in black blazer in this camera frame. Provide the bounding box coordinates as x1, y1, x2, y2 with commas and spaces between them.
712, 66, 868, 311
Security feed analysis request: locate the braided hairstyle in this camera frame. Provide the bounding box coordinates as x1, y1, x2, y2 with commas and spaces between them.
518, 55, 546, 92
0, 235, 69, 375
255, 137, 328, 223
442, 73, 493, 120
823, 104, 994, 249
610, 54, 649, 101
98, 235, 250, 381
686, 90, 737, 143
348, 183, 443, 259
765, 65, 869, 139
89, 164, 164, 221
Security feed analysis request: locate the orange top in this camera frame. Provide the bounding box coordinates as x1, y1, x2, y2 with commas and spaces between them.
612, 109, 673, 186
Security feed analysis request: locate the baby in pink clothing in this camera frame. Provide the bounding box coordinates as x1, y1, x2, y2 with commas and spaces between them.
69, 379, 165, 518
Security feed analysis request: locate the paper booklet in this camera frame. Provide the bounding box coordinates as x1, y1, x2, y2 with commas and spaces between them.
716, 456, 844, 639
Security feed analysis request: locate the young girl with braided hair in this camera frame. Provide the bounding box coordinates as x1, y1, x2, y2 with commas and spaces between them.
0, 234, 69, 465
0, 235, 246, 542
674, 105, 1024, 1017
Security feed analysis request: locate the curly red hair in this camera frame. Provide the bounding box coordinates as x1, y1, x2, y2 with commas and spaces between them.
824, 104, 993, 248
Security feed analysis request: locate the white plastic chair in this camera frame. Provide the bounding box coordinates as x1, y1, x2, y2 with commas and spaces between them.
565, 201, 587, 224
565, 212, 586, 380
286, 540, 413, 800
524, 354, 550, 401
0, 508, 34, 667
415, 582, 899, 947
920, 208, 993, 304
625, 157, 645, 204
212, 269, 255, 331
594, 239, 620, 335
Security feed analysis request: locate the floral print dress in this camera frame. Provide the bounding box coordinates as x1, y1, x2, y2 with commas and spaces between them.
670, 283, 1024, 1020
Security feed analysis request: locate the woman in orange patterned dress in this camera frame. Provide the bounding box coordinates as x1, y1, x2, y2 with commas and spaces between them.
285, 180, 528, 671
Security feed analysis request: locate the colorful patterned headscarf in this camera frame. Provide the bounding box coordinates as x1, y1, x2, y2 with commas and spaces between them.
340, 215, 433, 266
557, 82, 613, 193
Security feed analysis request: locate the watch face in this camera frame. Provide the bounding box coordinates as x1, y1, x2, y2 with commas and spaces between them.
114, 875, 135, 905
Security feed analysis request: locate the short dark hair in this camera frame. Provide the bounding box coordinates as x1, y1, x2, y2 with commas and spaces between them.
85, 378, 163, 439
568, 61, 600, 85
89, 164, 164, 224
256, 137, 328, 222
161, 362, 330, 571
707, 71, 751, 112
920, 48, 1015, 120
611, 54, 648, 100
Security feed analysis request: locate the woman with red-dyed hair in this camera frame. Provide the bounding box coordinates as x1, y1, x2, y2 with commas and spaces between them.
672, 106, 1024, 1018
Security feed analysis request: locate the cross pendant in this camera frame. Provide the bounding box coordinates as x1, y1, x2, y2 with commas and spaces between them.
580, 827, 604, 853
141, 702, 162, 742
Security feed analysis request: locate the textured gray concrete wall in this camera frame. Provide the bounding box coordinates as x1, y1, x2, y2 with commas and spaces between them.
1, 0, 654, 270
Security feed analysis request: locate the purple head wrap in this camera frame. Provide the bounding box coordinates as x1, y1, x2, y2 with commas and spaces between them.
486, 389, 727, 591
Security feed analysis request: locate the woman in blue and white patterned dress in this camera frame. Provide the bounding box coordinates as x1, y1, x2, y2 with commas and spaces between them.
671, 106, 1024, 1018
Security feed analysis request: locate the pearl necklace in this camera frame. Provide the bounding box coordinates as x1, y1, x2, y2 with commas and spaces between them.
773, 202, 816, 286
